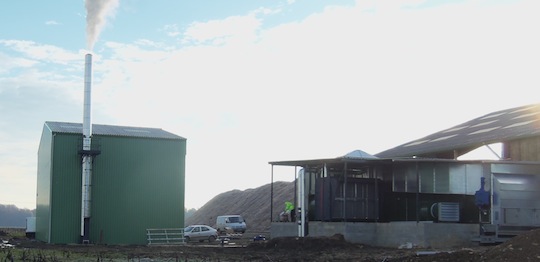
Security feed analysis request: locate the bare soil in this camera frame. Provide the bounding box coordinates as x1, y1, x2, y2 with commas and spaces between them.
4, 228, 540, 261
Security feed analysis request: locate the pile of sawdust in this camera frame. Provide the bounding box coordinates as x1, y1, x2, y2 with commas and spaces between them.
185, 181, 294, 231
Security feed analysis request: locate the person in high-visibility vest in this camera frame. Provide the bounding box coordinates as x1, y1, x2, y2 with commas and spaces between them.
285, 201, 295, 222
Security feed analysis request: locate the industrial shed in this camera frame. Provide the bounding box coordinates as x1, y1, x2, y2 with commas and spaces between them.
269, 103, 540, 248
36, 121, 186, 245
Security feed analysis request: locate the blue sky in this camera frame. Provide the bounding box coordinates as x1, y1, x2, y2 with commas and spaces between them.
1, 0, 539, 210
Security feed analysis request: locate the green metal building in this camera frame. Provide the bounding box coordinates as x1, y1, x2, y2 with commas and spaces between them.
36, 121, 186, 245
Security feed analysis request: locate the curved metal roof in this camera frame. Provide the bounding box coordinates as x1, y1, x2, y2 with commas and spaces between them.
375, 103, 540, 158
45, 121, 185, 140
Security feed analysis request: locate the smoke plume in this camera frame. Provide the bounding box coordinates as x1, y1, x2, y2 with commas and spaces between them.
85, 0, 120, 50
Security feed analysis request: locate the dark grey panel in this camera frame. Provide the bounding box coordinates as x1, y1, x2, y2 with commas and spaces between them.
376, 104, 540, 158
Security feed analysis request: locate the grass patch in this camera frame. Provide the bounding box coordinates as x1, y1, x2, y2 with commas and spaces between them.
0, 248, 140, 262
0, 228, 26, 239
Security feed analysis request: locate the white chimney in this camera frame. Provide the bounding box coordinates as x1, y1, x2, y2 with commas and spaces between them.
81, 53, 93, 243
83, 53, 92, 144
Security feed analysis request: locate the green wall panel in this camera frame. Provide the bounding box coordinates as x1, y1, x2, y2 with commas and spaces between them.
50, 134, 84, 244
90, 136, 186, 244
36, 126, 52, 243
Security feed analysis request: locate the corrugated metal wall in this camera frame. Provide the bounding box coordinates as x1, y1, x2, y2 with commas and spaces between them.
91, 136, 186, 245
37, 128, 186, 244
36, 126, 53, 243
508, 137, 540, 161
392, 162, 483, 195
51, 134, 86, 244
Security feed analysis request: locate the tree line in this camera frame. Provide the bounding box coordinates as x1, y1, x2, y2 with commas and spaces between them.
0, 204, 34, 227
0, 204, 197, 228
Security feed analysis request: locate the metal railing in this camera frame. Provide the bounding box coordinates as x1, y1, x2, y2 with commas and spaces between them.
146, 228, 185, 245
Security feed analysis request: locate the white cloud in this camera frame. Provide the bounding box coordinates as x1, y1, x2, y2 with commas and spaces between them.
45, 20, 61, 26
2, 0, 539, 210
0, 42, 95, 209
0, 52, 38, 74
133, 39, 166, 49
0, 74, 85, 209
0, 40, 84, 64
84, 0, 540, 208
0, 171, 36, 209
255, 7, 280, 15
161, 24, 181, 37
182, 14, 261, 45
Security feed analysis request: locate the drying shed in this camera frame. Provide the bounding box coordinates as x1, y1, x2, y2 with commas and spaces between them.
269, 103, 540, 248
36, 121, 186, 245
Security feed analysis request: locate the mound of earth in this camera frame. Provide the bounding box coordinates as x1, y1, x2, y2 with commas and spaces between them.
5, 228, 540, 261
248, 234, 356, 251
479, 228, 540, 261
246, 234, 417, 261
186, 181, 294, 231
393, 228, 540, 262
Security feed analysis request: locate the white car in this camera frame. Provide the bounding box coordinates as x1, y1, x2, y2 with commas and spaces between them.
183, 225, 218, 242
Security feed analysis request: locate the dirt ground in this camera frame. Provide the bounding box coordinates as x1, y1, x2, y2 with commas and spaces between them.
3, 228, 540, 261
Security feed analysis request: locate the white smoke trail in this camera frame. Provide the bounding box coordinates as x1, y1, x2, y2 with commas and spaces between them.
85, 0, 120, 51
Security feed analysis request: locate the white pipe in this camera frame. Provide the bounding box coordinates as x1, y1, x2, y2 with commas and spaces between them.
81, 54, 93, 239
82, 158, 92, 218
298, 168, 305, 237
83, 54, 92, 144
